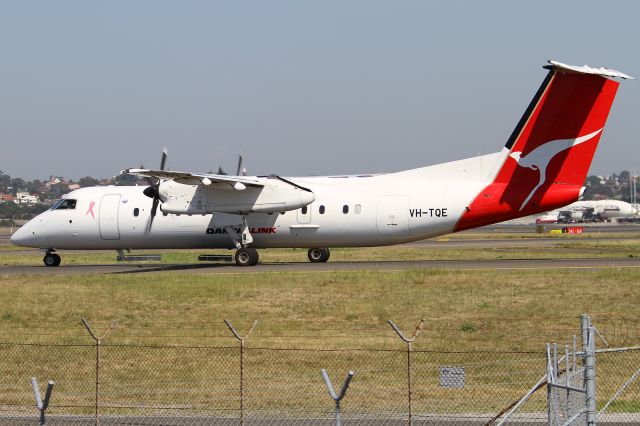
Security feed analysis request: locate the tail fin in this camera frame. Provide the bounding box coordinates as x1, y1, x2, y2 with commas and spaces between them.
455, 61, 632, 231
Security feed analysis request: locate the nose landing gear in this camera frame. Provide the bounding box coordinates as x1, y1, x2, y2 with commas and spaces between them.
43, 251, 61, 267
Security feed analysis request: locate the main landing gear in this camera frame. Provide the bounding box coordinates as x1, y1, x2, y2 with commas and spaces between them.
43, 250, 61, 267
224, 217, 330, 267
235, 247, 259, 267
308, 248, 330, 263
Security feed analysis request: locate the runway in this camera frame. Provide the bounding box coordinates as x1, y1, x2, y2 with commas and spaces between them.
2, 224, 640, 275
2, 257, 640, 275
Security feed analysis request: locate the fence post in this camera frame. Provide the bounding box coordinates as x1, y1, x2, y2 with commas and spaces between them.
224, 319, 258, 426
546, 343, 561, 426
581, 314, 590, 354
31, 377, 54, 426
585, 326, 596, 426
388, 317, 425, 425
81, 319, 117, 426
321, 369, 354, 426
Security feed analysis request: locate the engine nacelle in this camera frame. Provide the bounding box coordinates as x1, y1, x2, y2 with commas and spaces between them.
158, 179, 315, 215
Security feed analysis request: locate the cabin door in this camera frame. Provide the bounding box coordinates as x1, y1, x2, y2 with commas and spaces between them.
99, 194, 121, 240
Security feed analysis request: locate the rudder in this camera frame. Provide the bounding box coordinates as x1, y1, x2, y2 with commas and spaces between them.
455, 61, 631, 231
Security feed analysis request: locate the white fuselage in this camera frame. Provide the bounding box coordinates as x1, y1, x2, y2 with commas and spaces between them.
12, 152, 503, 251
537, 199, 638, 222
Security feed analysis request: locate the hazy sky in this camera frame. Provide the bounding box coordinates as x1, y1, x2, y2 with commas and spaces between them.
1, 1, 639, 180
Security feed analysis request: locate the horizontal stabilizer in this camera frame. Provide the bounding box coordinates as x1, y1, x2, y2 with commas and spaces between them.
545, 60, 633, 80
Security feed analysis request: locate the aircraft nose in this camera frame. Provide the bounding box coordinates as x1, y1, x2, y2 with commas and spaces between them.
9, 223, 35, 247
10, 226, 26, 245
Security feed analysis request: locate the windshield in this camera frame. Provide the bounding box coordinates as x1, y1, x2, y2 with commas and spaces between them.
50, 199, 77, 210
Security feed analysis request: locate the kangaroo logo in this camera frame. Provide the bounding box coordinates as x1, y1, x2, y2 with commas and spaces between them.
509, 128, 602, 211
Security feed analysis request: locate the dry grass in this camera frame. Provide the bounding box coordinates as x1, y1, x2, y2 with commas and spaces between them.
1, 242, 640, 417
1, 268, 640, 415
1, 268, 639, 351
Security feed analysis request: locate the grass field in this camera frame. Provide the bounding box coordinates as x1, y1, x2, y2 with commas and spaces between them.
2, 234, 640, 418
2, 228, 640, 349
1, 267, 639, 351
1, 267, 640, 417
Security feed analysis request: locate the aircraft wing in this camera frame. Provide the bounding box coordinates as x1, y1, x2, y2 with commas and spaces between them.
123, 168, 265, 189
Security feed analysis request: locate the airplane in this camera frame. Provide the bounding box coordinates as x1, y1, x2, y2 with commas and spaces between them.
10, 60, 633, 267
536, 199, 637, 223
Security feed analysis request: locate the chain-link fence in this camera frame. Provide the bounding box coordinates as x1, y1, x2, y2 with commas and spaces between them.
0, 320, 639, 424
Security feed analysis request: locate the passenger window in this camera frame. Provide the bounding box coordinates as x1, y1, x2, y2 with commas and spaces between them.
355, 204, 362, 214
319, 205, 325, 214
134, 208, 139, 217
343, 205, 349, 214
301, 206, 307, 214
52, 199, 77, 210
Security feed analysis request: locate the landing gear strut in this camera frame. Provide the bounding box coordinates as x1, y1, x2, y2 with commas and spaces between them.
308, 248, 330, 263
225, 216, 261, 266
235, 247, 259, 266
43, 251, 61, 267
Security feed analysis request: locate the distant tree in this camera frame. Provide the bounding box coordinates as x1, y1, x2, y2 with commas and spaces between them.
0, 202, 48, 220
113, 173, 144, 186
78, 176, 100, 187
48, 182, 70, 198
585, 175, 602, 187
583, 174, 614, 200
26, 179, 42, 194
0, 172, 10, 192
9, 178, 26, 195
0, 202, 18, 218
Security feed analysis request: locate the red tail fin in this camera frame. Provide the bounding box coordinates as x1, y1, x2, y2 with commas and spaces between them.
455, 61, 631, 231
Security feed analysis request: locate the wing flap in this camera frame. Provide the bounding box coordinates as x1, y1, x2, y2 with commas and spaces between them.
123, 169, 265, 188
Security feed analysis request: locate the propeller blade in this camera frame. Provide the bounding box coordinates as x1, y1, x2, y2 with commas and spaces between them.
236, 152, 244, 176
147, 197, 159, 233
151, 197, 159, 217
160, 147, 168, 171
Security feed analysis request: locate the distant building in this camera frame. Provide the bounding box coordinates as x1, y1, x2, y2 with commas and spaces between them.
67, 183, 80, 190
0, 193, 15, 203
14, 192, 39, 204
44, 176, 66, 188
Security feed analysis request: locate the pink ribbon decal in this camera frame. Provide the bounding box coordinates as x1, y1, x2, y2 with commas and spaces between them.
86, 201, 96, 219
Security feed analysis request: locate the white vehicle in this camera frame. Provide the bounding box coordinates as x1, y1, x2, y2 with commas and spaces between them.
537, 199, 638, 223
11, 61, 632, 266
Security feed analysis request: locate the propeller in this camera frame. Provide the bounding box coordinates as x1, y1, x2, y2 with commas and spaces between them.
236, 152, 246, 176
143, 147, 168, 232
215, 152, 246, 176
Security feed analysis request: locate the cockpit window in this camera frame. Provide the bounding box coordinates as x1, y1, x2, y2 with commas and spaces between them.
50, 199, 77, 210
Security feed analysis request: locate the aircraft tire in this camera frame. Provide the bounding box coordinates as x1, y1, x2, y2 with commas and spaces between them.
43, 253, 61, 267
235, 248, 259, 266
308, 248, 330, 263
